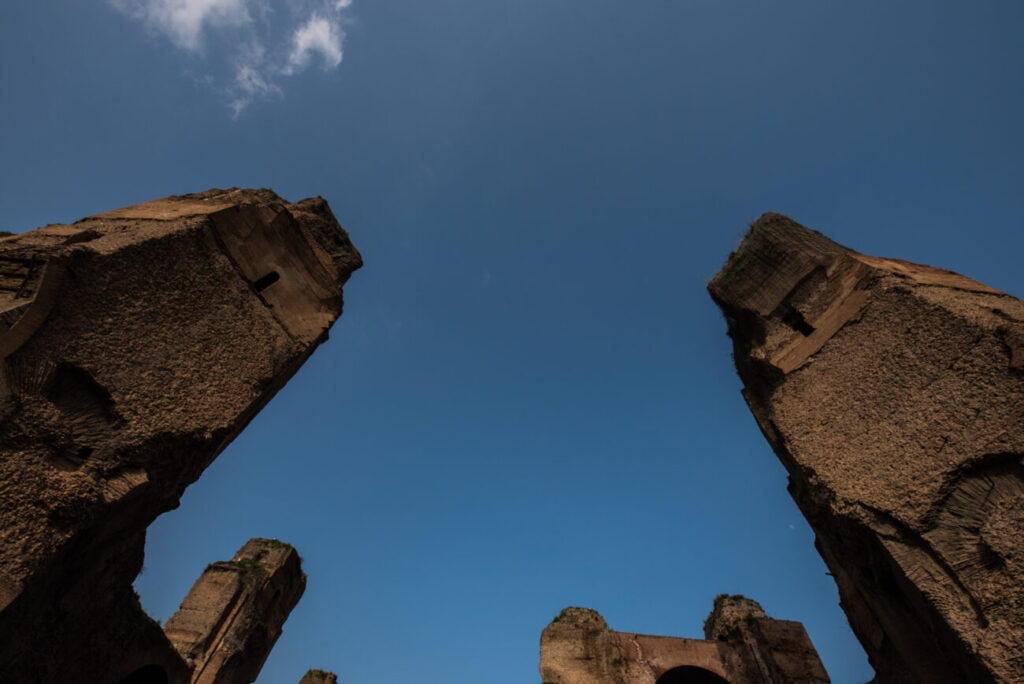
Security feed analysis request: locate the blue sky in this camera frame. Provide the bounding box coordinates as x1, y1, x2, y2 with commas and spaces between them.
3, 2, 1023, 683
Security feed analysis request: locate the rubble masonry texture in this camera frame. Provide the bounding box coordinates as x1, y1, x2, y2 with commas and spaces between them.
708, 213, 1024, 683
0, 188, 361, 683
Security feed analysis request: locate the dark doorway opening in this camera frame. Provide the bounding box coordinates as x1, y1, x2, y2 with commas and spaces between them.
656, 665, 731, 684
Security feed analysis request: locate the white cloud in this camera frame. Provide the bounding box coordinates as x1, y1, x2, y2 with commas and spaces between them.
230, 42, 282, 117
284, 14, 344, 74
112, 0, 253, 51
109, 0, 353, 115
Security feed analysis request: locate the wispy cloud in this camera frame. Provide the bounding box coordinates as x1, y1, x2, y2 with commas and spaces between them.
230, 41, 281, 116
109, 0, 352, 116
110, 0, 255, 51
284, 14, 344, 74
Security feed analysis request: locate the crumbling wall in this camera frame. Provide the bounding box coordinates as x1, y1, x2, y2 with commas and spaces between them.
164, 539, 306, 684
539, 598, 828, 684
708, 213, 1024, 683
0, 189, 361, 683
540, 607, 628, 684
299, 670, 339, 684
705, 595, 829, 684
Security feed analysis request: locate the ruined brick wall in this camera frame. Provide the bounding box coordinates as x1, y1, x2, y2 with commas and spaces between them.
164, 539, 307, 684
0, 189, 360, 683
299, 669, 339, 684
705, 595, 830, 684
708, 213, 1024, 683
539, 598, 829, 684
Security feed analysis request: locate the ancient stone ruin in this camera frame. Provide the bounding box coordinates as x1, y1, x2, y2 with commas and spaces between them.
539, 596, 829, 684
299, 670, 339, 684
163, 539, 307, 684
5, 186, 1022, 684
708, 213, 1024, 683
0, 188, 360, 683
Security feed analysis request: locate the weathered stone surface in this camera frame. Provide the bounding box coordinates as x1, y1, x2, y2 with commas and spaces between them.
703, 595, 830, 684
299, 669, 339, 684
164, 539, 306, 684
703, 594, 766, 641
539, 598, 829, 684
0, 189, 361, 683
708, 213, 1024, 683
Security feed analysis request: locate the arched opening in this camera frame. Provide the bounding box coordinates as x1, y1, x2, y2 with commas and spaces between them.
656, 665, 731, 684
118, 664, 169, 684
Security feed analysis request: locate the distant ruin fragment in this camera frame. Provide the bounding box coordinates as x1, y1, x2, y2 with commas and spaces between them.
708, 213, 1024, 683
299, 669, 339, 684
539, 596, 829, 683
0, 189, 361, 683
164, 539, 306, 684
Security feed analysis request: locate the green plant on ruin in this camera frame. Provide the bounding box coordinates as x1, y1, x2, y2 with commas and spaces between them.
218, 559, 269, 586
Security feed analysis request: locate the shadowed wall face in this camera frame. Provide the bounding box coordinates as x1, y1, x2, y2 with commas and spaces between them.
0, 189, 360, 683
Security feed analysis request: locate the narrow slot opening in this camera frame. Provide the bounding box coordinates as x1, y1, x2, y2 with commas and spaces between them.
253, 271, 280, 292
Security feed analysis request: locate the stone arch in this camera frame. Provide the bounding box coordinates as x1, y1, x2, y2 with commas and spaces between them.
656, 665, 731, 684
